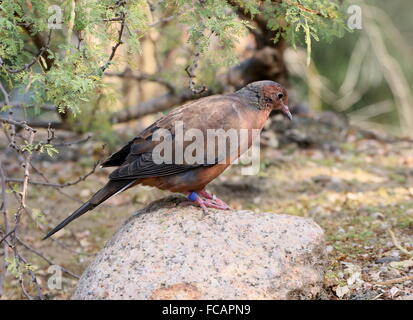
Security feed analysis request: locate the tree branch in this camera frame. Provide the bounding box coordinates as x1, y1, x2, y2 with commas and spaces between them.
111, 88, 209, 123
0, 116, 64, 130
5, 162, 99, 188
16, 237, 80, 279
0, 101, 56, 112
285, 0, 330, 18
100, 11, 126, 72
104, 71, 176, 92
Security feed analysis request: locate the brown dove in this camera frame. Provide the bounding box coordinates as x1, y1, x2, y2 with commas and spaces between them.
43, 80, 292, 239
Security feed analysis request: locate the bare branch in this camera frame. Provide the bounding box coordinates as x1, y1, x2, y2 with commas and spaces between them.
104, 71, 176, 92
111, 88, 210, 123
53, 135, 92, 147
285, 0, 331, 18
376, 275, 413, 286
0, 116, 36, 133
16, 237, 80, 279
0, 229, 15, 246
29, 162, 83, 204
0, 162, 8, 222
0, 116, 64, 130
0, 163, 9, 296
20, 130, 35, 208
6, 162, 99, 188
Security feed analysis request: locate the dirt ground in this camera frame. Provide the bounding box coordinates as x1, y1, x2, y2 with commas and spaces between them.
1, 114, 413, 300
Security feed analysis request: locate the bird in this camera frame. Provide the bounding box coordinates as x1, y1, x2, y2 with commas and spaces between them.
43, 80, 292, 240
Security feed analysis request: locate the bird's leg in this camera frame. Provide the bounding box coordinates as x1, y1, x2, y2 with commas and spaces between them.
198, 190, 231, 210
187, 192, 209, 216
186, 191, 230, 214
197, 190, 214, 199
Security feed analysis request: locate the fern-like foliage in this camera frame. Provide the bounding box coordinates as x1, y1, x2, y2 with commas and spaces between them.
0, 0, 347, 117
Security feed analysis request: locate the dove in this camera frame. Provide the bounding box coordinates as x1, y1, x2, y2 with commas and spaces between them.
43, 80, 291, 239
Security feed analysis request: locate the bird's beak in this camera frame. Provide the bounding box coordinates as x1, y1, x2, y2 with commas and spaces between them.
281, 105, 293, 121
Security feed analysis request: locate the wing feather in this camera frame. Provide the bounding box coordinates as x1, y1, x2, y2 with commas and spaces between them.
107, 94, 246, 181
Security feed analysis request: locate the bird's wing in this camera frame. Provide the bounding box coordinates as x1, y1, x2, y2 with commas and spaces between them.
107, 94, 248, 180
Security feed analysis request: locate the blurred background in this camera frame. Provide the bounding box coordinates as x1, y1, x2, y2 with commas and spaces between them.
305, 0, 413, 136
1, 0, 412, 140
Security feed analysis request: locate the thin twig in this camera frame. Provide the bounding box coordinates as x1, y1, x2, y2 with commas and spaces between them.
3, 237, 44, 299
0, 229, 15, 246
0, 116, 63, 130
29, 162, 82, 204
5, 161, 99, 188
16, 237, 80, 279
285, 0, 331, 18
0, 30, 52, 74
376, 275, 413, 286
0, 162, 8, 234
100, 10, 126, 72
388, 229, 413, 257
0, 162, 9, 294
0, 117, 37, 133
104, 71, 176, 92
52, 135, 91, 147
20, 130, 35, 208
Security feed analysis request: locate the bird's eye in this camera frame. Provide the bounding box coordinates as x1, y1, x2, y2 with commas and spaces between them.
277, 93, 284, 99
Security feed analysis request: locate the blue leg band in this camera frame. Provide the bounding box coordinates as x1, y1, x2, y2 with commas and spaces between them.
187, 192, 198, 201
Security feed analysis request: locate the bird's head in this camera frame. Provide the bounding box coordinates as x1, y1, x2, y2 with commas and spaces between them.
243, 81, 292, 121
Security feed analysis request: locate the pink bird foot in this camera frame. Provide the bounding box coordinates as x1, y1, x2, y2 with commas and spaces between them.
197, 190, 231, 210
186, 191, 231, 215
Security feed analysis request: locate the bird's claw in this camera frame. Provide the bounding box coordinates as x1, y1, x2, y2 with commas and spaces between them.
197, 190, 231, 210
186, 191, 231, 215
200, 198, 231, 210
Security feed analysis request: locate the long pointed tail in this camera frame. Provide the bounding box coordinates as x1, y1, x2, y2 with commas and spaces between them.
43, 179, 135, 240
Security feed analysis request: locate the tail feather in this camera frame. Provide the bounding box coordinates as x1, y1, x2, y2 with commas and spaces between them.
42, 202, 95, 240
43, 179, 135, 240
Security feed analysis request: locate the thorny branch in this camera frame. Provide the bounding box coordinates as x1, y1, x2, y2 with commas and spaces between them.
0, 94, 96, 298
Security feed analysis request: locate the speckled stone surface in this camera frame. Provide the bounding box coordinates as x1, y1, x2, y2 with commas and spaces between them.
72, 196, 326, 300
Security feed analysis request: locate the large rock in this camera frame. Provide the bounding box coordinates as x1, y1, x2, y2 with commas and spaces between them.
72, 196, 326, 300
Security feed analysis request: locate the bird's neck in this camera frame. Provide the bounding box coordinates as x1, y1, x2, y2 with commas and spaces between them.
235, 87, 263, 110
